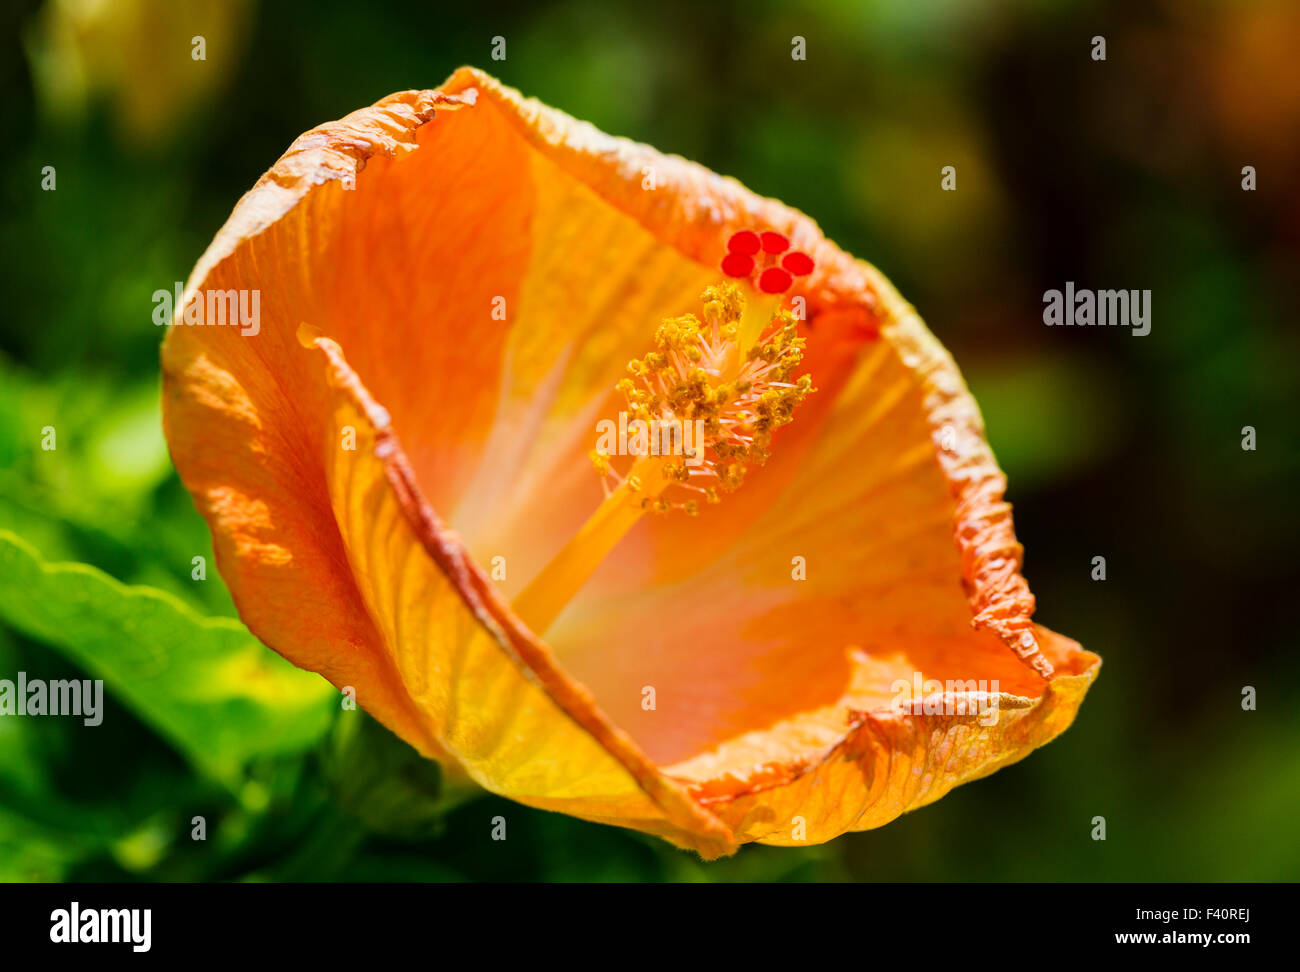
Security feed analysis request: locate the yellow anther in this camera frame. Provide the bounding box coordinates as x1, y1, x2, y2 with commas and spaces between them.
594, 281, 814, 514
512, 281, 815, 636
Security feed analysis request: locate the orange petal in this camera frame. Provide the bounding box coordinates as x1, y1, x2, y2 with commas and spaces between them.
162, 67, 1098, 854
548, 271, 1101, 834
162, 79, 736, 856
699, 629, 1097, 845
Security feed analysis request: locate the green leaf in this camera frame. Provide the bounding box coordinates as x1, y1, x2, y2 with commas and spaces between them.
0, 530, 334, 788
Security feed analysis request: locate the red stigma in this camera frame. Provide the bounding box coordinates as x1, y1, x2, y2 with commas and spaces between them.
721, 230, 806, 290
782, 251, 814, 276
727, 231, 761, 256
721, 252, 755, 277
758, 267, 792, 294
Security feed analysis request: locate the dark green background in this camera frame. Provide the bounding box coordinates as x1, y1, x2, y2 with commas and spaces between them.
2, 0, 1297, 881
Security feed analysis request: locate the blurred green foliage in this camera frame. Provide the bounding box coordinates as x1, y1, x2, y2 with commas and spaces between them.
1, 0, 1297, 881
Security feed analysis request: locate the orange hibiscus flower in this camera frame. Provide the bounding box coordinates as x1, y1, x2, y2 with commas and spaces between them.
161, 67, 1100, 859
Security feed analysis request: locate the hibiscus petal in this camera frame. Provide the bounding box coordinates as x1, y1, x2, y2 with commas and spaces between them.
162, 83, 737, 856
549, 273, 1101, 833
699, 628, 1097, 845
311, 332, 735, 854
